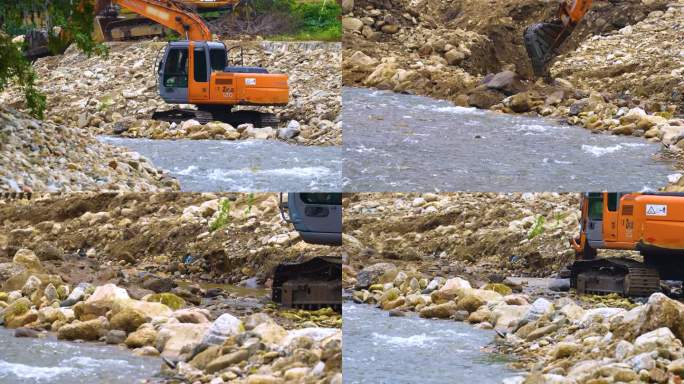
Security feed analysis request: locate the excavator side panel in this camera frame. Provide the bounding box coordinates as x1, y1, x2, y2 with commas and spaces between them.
232, 73, 289, 106
635, 195, 684, 251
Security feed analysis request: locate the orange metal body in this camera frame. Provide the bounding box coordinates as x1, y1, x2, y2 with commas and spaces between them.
573, 193, 684, 254
560, 0, 593, 25
186, 42, 288, 106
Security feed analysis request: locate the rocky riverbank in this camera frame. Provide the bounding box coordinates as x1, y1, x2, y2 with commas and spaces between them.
0, 105, 178, 193
349, 262, 684, 384
1, 40, 341, 146
0, 192, 340, 286
344, 192, 583, 278
353, 263, 684, 384
0, 192, 341, 383
344, 191, 684, 383
342, 0, 684, 190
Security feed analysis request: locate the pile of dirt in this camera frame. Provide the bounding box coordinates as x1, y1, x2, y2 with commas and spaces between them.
0, 105, 178, 193
343, 192, 582, 280
343, 0, 670, 99
0, 192, 339, 288
0, 40, 341, 145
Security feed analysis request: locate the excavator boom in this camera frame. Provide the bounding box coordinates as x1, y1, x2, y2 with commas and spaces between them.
102, 0, 212, 40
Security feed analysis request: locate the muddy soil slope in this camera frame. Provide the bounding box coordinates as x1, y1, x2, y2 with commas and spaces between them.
1, 40, 341, 145
0, 192, 339, 289
344, 193, 584, 280
343, 0, 670, 98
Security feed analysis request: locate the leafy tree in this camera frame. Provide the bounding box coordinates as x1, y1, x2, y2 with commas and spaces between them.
0, 1, 104, 119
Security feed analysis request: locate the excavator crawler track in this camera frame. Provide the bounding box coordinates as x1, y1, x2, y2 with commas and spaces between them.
272, 256, 342, 312
570, 257, 660, 297
152, 109, 279, 128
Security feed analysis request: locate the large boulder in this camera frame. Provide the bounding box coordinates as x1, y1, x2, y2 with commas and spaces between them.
633, 327, 677, 353
141, 275, 176, 293
12, 249, 45, 273
613, 293, 684, 341
419, 302, 458, 319
144, 293, 186, 310
490, 304, 529, 332
252, 321, 287, 345
125, 326, 158, 348
205, 349, 250, 374
201, 313, 244, 346
109, 307, 149, 333
57, 317, 108, 341
355, 263, 398, 289
483, 71, 526, 95
172, 308, 210, 324
110, 299, 172, 320
431, 277, 471, 304
3, 297, 37, 328
77, 284, 130, 319
157, 322, 211, 359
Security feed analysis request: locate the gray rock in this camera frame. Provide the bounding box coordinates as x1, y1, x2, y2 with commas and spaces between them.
142, 275, 176, 293
277, 120, 300, 140
105, 329, 127, 344
61, 282, 92, 307
548, 278, 570, 292
355, 263, 398, 289
14, 327, 39, 338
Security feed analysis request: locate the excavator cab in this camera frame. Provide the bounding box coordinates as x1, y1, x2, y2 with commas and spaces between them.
272, 193, 343, 311
154, 40, 288, 126
279, 193, 343, 246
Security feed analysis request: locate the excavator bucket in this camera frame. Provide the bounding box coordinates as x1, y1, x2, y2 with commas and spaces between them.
272, 256, 342, 311
523, 22, 571, 79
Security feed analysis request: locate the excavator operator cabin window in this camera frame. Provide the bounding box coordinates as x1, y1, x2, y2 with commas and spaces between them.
210, 49, 227, 71
299, 193, 342, 205
194, 48, 208, 82
163, 48, 188, 88
588, 196, 603, 221
607, 193, 618, 212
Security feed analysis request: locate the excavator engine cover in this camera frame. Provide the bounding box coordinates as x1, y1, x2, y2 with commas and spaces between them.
272, 256, 341, 312
524, 22, 570, 79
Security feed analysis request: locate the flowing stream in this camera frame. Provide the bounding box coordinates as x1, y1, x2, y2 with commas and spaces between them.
0, 327, 160, 384
342, 87, 678, 192
343, 302, 518, 384
99, 136, 343, 192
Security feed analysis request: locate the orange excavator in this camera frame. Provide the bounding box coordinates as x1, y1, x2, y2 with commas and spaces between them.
97, 0, 288, 126
567, 192, 684, 296
524, 0, 593, 80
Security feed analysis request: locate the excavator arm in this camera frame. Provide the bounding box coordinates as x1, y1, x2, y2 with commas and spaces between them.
95, 0, 212, 40
524, 0, 593, 79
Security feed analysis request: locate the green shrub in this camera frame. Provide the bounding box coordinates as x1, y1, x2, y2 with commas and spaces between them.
209, 198, 231, 232
527, 215, 545, 239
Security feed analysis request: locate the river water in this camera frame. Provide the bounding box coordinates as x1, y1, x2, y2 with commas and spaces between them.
0, 327, 160, 384
342, 87, 678, 192
98, 136, 343, 192
343, 302, 518, 384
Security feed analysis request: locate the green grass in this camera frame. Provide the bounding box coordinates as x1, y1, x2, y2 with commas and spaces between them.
268, 25, 340, 41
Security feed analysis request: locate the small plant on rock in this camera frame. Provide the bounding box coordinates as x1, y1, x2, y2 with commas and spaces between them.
527, 215, 545, 239
209, 198, 231, 232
